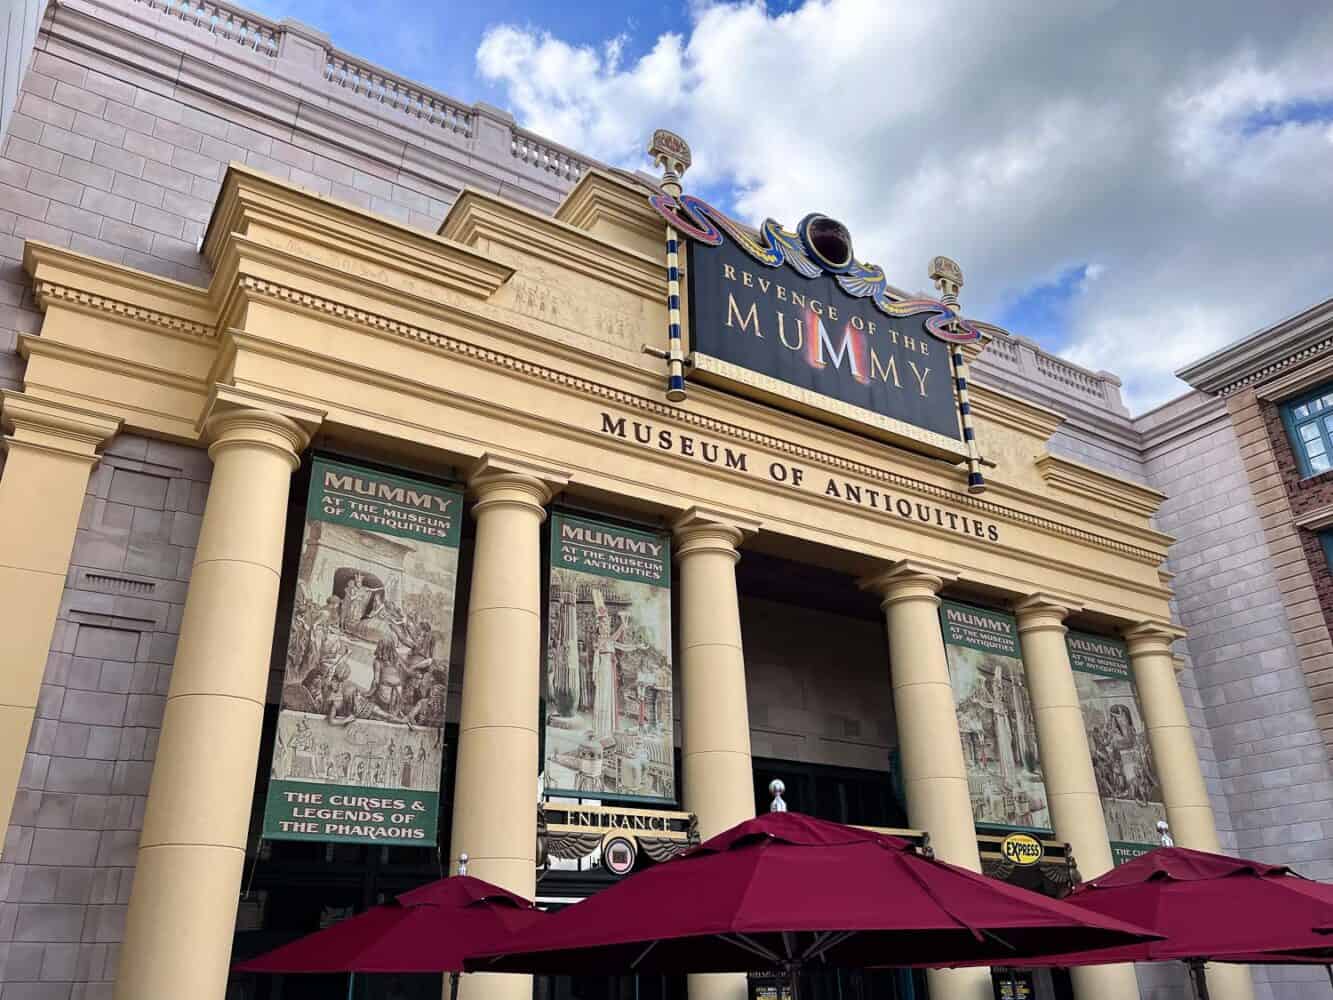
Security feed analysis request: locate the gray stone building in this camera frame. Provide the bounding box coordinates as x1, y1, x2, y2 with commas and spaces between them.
0, 2, 1330, 1000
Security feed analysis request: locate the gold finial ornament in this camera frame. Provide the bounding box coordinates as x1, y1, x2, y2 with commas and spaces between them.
648, 129, 691, 199
929, 256, 964, 311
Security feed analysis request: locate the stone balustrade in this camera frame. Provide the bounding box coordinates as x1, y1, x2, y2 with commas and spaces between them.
130, 0, 593, 180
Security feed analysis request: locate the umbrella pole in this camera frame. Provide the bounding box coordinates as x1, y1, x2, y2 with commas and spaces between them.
450, 971, 461, 1000
1325, 965, 1332, 992
1007, 968, 1019, 1000
1187, 961, 1211, 1000
347, 971, 355, 1000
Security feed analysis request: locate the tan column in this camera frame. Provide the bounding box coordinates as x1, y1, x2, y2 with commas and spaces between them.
864, 560, 990, 1000
114, 405, 312, 1000
675, 507, 760, 1000
1015, 596, 1139, 1000
450, 456, 568, 1000
0, 393, 119, 845
1125, 622, 1254, 1000
674, 507, 760, 838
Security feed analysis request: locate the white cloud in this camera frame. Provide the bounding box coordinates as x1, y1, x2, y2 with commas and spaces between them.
476, 0, 1333, 412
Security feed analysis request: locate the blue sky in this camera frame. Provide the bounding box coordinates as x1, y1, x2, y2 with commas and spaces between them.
242, 0, 1333, 412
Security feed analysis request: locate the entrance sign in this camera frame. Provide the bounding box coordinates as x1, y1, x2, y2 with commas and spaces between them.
543, 512, 675, 803
939, 601, 1052, 833
1068, 631, 1166, 864
262, 458, 462, 844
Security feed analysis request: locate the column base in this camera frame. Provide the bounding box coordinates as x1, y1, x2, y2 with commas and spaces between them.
1205, 961, 1255, 1000
689, 971, 748, 1000
1071, 962, 1140, 1000
113, 843, 246, 1000
927, 966, 992, 1000
457, 970, 534, 1000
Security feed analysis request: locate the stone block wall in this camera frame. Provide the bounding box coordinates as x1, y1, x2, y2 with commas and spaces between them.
0, 434, 210, 1000
1141, 392, 1333, 1000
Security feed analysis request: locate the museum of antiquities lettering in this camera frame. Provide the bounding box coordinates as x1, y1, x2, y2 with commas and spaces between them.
6, 4, 1329, 1000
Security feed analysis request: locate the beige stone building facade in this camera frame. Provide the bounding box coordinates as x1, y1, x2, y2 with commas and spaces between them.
0, 5, 1326, 1000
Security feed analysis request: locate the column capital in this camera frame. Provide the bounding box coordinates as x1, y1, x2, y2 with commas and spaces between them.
201, 386, 321, 470
0, 391, 120, 463
467, 454, 571, 520
671, 506, 761, 561
1123, 620, 1186, 656
203, 408, 312, 471
859, 557, 959, 608
1013, 593, 1083, 634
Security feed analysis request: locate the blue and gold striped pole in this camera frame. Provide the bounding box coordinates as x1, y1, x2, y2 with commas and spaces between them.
665, 225, 686, 401
930, 256, 986, 494
648, 129, 692, 403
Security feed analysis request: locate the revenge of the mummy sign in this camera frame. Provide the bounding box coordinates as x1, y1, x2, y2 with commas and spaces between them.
544, 513, 674, 804
686, 231, 963, 449
939, 602, 1051, 834
1067, 632, 1166, 864
263, 458, 462, 844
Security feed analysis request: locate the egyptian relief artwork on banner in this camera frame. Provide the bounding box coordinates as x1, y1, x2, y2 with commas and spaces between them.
1068, 631, 1166, 864
262, 458, 463, 844
939, 601, 1051, 833
544, 512, 675, 804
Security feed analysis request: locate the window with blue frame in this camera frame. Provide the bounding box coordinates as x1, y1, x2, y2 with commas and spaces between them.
1282, 385, 1333, 476
1320, 531, 1333, 573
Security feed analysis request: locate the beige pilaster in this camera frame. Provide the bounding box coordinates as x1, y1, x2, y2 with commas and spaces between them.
450, 455, 569, 1000
114, 402, 314, 1000
863, 559, 990, 1000
1125, 622, 1254, 1000
0, 393, 119, 848
1014, 596, 1139, 1000
674, 507, 760, 1000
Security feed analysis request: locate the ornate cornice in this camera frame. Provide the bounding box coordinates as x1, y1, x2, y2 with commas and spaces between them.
554, 169, 666, 257
441, 188, 664, 302
967, 382, 1064, 442
235, 275, 1166, 566
31, 281, 216, 340
1177, 296, 1333, 397
1034, 451, 1166, 519
204, 165, 514, 302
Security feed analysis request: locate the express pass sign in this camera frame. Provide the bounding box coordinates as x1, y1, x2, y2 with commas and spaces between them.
685, 230, 965, 453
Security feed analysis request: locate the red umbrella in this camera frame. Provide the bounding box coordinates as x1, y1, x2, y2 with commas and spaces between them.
233, 874, 546, 980
962, 847, 1333, 999
468, 812, 1157, 984
997, 848, 1333, 965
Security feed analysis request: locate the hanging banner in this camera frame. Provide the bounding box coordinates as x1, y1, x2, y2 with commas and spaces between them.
1068, 631, 1165, 864
543, 512, 674, 804
263, 458, 462, 844
939, 601, 1051, 833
